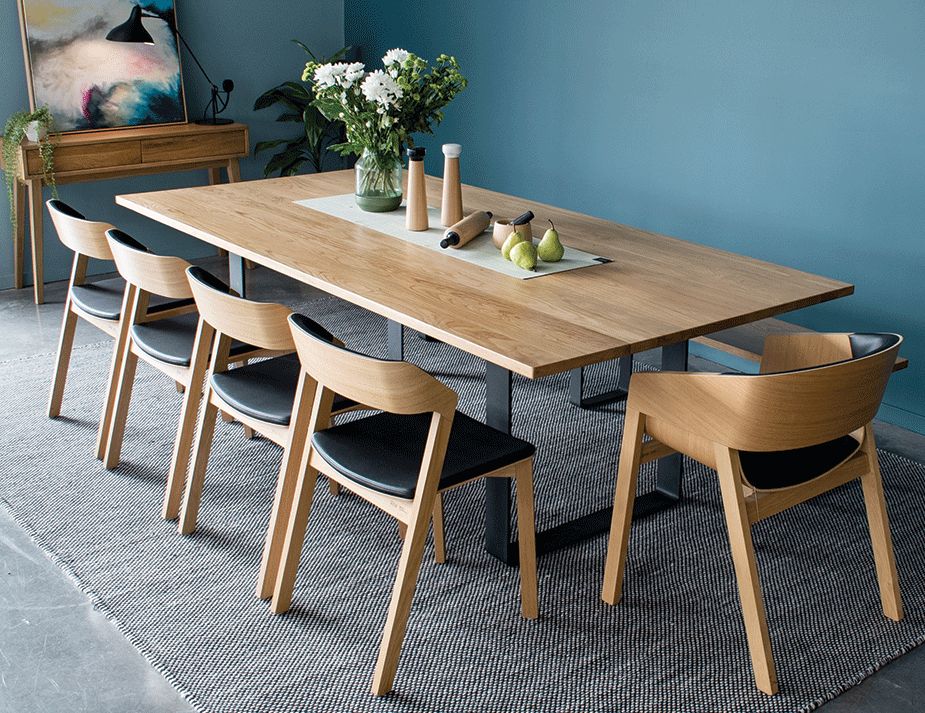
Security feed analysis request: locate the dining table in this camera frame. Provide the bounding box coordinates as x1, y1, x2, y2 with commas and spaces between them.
116, 169, 853, 566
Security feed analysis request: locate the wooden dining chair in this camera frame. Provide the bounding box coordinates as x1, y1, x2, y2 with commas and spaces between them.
267, 312, 539, 695
101, 230, 260, 518
601, 332, 904, 695
179, 266, 363, 594
46, 200, 194, 460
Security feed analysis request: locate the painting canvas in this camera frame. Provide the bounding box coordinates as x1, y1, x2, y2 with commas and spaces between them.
17, 0, 187, 132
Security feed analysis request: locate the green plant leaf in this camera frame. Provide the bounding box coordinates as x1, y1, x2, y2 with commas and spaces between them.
253, 138, 291, 156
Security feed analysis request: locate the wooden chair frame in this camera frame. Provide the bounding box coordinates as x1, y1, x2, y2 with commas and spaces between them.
269, 314, 538, 696
601, 332, 904, 695
100, 233, 268, 520
47, 201, 118, 428
177, 267, 363, 600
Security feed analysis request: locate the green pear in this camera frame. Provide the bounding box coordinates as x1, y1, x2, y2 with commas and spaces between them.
501, 230, 527, 260
510, 240, 538, 271
537, 219, 564, 262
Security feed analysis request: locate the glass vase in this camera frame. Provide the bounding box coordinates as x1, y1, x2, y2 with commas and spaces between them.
354, 148, 403, 212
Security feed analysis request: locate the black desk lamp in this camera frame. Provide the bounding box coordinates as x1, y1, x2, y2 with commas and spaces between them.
106, 5, 234, 125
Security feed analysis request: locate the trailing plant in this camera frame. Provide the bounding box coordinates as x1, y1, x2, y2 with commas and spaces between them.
2, 106, 57, 233
253, 42, 350, 176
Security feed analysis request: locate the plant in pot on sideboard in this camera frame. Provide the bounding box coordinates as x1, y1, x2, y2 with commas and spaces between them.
303, 48, 467, 212
253, 42, 352, 177
2, 107, 58, 234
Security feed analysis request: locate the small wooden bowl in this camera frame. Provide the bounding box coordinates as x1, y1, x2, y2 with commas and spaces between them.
491, 219, 533, 249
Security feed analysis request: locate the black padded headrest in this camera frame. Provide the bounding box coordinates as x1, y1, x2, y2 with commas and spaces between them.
289, 312, 337, 346
849, 333, 901, 359
106, 228, 150, 253
187, 266, 232, 295
47, 199, 85, 220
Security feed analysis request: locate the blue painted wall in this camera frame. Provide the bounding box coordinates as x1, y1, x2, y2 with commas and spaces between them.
345, 0, 925, 433
0, 0, 343, 286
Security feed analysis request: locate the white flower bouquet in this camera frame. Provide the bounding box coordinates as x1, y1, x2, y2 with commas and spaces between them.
302, 48, 467, 210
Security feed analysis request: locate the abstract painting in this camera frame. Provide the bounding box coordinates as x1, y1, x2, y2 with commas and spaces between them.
17, 0, 187, 132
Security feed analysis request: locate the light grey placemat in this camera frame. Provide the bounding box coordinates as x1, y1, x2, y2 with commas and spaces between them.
295, 193, 611, 280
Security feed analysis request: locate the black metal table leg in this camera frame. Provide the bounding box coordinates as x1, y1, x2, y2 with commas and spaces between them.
484, 362, 518, 565
654, 340, 688, 499
228, 253, 246, 298
481, 341, 690, 567
387, 320, 404, 360
568, 355, 634, 408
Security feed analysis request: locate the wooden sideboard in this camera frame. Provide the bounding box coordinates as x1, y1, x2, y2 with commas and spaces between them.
2, 121, 249, 303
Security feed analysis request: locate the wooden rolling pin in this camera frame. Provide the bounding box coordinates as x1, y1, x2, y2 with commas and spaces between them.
440, 211, 493, 249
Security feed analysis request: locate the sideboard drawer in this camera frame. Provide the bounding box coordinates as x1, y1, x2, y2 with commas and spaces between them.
141, 129, 247, 164
27, 140, 142, 176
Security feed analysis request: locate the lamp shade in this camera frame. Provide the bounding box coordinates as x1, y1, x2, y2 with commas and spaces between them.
105, 5, 155, 44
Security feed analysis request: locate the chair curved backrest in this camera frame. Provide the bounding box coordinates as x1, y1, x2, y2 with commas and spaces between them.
47, 199, 115, 261
106, 229, 193, 300
186, 266, 294, 352
635, 333, 901, 453
289, 313, 458, 416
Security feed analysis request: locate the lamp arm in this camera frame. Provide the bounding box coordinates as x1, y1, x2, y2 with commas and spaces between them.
141, 11, 217, 89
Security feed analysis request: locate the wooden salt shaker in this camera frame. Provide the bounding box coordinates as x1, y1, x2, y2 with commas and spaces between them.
405, 147, 428, 231
441, 143, 463, 227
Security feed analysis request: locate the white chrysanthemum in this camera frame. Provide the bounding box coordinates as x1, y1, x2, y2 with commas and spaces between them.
383, 48, 410, 66
342, 62, 365, 85
313, 63, 339, 88
361, 70, 403, 108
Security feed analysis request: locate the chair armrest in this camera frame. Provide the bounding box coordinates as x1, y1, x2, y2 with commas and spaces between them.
628, 371, 747, 447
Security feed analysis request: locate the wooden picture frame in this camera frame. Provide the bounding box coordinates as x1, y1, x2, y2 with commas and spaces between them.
16, 0, 188, 134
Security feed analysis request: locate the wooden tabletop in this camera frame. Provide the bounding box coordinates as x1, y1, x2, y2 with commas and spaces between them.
116, 170, 853, 378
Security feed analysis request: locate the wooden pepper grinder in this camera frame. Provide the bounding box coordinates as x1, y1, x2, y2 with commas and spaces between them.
441, 143, 463, 227
406, 147, 428, 231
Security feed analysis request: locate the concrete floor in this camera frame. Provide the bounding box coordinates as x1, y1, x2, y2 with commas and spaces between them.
1, 262, 924, 712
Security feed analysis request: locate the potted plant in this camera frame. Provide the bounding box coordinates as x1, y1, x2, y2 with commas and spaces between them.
303, 48, 467, 212
253, 42, 352, 177
2, 107, 57, 232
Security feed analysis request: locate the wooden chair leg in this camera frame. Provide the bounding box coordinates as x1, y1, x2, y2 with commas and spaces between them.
432, 492, 446, 564
178, 401, 219, 534
96, 285, 135, 460
327, 479, 341, 496
165, 320, 213, 520
397, 521, 407, 539
601, 409, 646, 605
859, 425, 903, 620
257, 421, 310, 599
261, 379, 331, 599
371, 492, 438, 696
271, 455, 320, 614
47, 304, 78, 418
164, 379, 206, 520
513, 461, 538, 619
103, 348, 139, 470
715, 445, 778, 695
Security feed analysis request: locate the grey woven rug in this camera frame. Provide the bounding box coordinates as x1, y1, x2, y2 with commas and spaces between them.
1, 294, 924, 713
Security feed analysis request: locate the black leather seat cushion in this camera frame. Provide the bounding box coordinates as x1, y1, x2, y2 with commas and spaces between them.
740, 435, 861, 490
131, 313, 251, 367
312, 410, 536, 499
210, 354, 355, 426
71, 278, 189, 321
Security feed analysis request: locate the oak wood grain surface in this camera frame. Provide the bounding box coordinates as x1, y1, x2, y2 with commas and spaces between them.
116, 170, 853, 378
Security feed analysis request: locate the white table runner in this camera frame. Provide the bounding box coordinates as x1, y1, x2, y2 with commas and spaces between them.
295, 193, 611, 280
